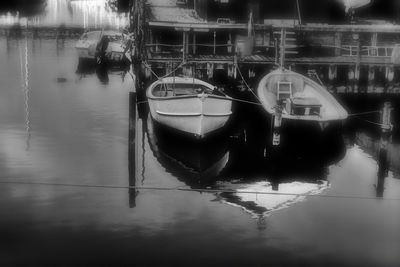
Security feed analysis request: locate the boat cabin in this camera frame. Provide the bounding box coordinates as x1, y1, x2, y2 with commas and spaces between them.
274, 75, 322, 117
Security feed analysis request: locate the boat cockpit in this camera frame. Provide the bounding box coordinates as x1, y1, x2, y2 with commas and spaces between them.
152, 83, 225, 98
274, 77, 322, 117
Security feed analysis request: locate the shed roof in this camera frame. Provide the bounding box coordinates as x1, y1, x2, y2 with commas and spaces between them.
147, 0, 204, 24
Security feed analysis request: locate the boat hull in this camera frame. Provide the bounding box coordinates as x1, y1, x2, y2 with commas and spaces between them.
148, 95, 232, 139
257, 69, 348, 122
76, 46, 96, 59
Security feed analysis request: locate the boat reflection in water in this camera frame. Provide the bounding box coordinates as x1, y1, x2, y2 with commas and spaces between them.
143, 106, 346, 225
75, 57, 131, 85
147, 116, 230, 187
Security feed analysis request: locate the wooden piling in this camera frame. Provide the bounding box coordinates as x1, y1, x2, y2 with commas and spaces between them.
280, 28, 286, 68
129, 91, 137, 208
376, 102, 393, 198
272, 101, 283, 146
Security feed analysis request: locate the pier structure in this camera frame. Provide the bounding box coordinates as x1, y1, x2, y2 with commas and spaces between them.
132, 0, 400, 95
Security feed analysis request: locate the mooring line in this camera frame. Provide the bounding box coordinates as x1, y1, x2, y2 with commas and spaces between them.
234, 63, 263, 104
143, 61, 186, 80
354, 117, 387, 127
348, 110, 381, 117
0, 181, 399, 201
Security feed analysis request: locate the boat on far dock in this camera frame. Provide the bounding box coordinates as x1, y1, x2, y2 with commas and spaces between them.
257, 68, 348, 122
75, 30, 126, 64
147, 77, 233, 139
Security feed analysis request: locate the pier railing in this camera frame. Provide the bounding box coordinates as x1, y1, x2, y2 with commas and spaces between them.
341, 45, 394, 57
146, 43, 237, 58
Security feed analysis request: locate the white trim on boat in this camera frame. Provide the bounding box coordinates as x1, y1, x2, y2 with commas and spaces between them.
203, 112, 233, 117
156, 111, 202, 117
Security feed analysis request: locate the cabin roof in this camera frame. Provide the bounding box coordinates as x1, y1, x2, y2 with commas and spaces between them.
147, 0, 204, 24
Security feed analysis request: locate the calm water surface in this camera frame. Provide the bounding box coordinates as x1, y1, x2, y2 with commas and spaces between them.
0, 36, 399, 266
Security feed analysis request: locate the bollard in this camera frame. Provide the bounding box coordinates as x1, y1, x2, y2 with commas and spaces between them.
376, 148, 388, 198
129, 91, 137, 208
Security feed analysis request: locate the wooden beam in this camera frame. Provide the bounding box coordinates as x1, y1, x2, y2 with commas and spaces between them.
193, 32, 196, 55
213, 31, 216, 55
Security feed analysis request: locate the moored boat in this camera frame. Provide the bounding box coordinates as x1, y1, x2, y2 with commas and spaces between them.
257, 68, 348, 122
75, 31, 102, 60
75, 30, 126, 63
146, 77, 233, 139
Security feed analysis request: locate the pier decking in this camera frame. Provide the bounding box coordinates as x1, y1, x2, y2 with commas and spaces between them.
128, 0, 400, 94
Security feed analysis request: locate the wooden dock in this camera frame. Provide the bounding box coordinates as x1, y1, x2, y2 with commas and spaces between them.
129, 2, 400, 94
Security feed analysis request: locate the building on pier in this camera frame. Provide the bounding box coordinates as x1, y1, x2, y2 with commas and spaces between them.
139, 0, 400, 94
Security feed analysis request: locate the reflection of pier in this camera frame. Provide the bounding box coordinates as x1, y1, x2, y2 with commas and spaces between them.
0, 0, 128, 39
0, 0, 128, 29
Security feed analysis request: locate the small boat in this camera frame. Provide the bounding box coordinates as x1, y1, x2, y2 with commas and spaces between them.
147, 77, 233, 139
257, 68, 348, 122
75, 30, 125, 63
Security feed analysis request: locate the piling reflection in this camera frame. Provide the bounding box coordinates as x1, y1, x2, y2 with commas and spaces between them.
354, 132, 399, 198
76, 58, 130, 84
19, 37, 31, 151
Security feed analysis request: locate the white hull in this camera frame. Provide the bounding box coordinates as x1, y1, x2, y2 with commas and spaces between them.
257, 69, 348, 122
75, 31, 125, 61
148, 95, 232, 138
76, 47, 95, 59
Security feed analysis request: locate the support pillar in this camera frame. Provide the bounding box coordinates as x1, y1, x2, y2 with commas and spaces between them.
376, 102, 393, 198
368, 65, 375, 93
129, 92, 138, 208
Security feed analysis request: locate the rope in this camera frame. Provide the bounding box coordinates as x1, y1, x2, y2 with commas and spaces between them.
143, 61, 186, 80
355, 117, 386, 127
0, 180, 399, 201
235, 63, 262, 104
141, 63, 262, 107
137, 95, 261, 107
229, 97, 263, 106
143, 61, 160, 80
163, 61, 185, 78
348, 110, 381, 117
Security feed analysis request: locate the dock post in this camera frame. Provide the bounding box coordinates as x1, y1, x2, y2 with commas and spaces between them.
368, 66, 375, 93
213, 31, 216, 55
385, 66, 395, 93
328, 65, 337, 93
334, 32, 342, 57
376, 102, 393, 198
274, 38, 279, 65
280, 28, 286, 67
272, 101, 283, 147
129, 91, 138, 208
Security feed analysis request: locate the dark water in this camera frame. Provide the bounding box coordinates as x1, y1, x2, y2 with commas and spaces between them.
0, 35, 400, 266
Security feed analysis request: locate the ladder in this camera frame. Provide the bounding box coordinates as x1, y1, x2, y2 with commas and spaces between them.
273, 28, 298, 58
277, 81, 293, 101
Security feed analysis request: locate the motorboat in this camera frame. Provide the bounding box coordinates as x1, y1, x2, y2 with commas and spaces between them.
257, 68, 348, 122
146, 77, 233, 139
75, 30, 126, 63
